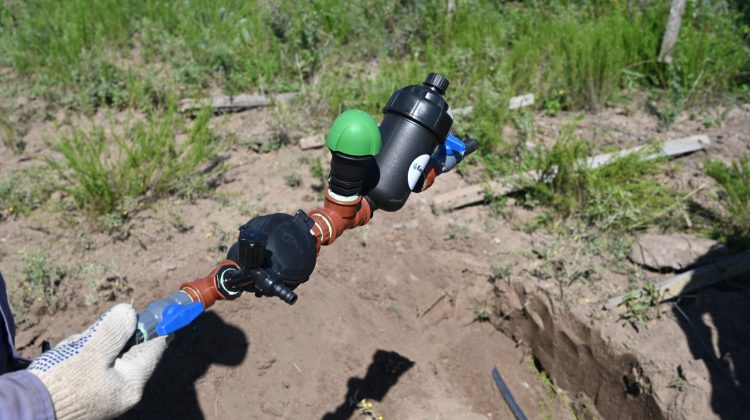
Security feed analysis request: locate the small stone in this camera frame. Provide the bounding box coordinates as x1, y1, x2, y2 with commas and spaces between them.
393, 219, 420, 230
256, 356, 277, 370
629, 233, 729, 271
260, 400, 286, 417
298, 134, 325, 150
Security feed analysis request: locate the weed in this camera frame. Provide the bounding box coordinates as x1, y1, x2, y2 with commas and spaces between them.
521, 212, 553, 233
234, 201, 264, 219
490, 262, 514, 280
511, 112, 535, 142
443, 226, 469, 241
206, 221, 231, 254
98, 212, 130, 241
89, 274, 132, 305
267, 101, 304, 148
259, 138, 283, 153
308, 157, 327, 187
79, 262, 131, 306
10, 250, 66, 323
669, 377, 685, 392
698, 108, 731, 128
529, 238, 599, 303
483, 185, 511, 218
0, 113, 25, 154
74, 231, 93, 252
618, 282, 663, 330
647, 91, 682, 129
0, 167, 55, 220
527, 127, 591, 218
704, 156, 750, 249
166, 209, 191, 233
47, 107, 218, 217
284, 171, 302, 188
472, 306, 490, 322
542, 89, 565, 116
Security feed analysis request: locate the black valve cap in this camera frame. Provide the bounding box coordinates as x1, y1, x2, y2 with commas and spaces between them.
423, 73, 449, 95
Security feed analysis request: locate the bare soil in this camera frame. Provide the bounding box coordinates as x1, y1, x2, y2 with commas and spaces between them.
1, 99, 749, 419
488, 103, 750, 420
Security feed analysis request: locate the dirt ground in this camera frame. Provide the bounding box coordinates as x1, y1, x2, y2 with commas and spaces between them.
488, 103, 750, 420
1, 99, 749, 419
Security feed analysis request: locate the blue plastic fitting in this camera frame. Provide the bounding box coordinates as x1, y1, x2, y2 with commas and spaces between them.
432, 133, 470, 174
134, 290, 194, 342
444, 133, 467, 155
156, 302, 205, 336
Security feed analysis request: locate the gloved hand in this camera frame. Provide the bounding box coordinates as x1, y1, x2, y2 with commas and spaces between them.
28, 304, 168, 420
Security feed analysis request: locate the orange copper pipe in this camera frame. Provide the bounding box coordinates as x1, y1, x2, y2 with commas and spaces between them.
419, 164, 440, 192
180, 259, 240, 309
308, 189, 372, 253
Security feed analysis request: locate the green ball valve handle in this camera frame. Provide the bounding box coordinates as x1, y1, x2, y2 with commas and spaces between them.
325, 109, 382, 200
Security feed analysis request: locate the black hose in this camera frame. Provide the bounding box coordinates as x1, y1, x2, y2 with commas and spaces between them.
492, 366, 528, 420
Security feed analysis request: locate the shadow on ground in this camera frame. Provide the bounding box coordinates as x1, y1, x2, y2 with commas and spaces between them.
119, 311, 249, 420
672, 246, 750, 419
322, 349, 414, 420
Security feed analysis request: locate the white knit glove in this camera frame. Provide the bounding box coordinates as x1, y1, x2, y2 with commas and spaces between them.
28, 304, 168, 420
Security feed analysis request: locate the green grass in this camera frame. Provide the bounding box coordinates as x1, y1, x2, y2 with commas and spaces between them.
472, 306, 491, 322
618, 282, 663, 330
284, 171, 302, 188
9, 250, 65, 323
519, 124, 685, 233
0, 167, 55, 219
47, 107, 218, 216
0, 113, 24, 153
302, 0, 749, 149
308, 157, 327, 185
1, 1, 746, 125
1, 0, 748, 226
705, 156, 750, 249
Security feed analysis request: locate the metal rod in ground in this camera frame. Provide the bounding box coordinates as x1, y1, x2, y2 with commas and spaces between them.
491, 366, 528, 420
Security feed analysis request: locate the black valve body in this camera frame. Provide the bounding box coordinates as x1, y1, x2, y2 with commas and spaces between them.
227, 210, 317, 295
364, 73, 454, 212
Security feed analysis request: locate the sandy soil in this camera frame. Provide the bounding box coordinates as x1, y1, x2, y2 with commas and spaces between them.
1, 106, 564, 419
1, 99, 749, 419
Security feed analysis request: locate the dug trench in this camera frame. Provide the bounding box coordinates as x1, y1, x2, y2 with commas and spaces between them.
490, 281, 663, 420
